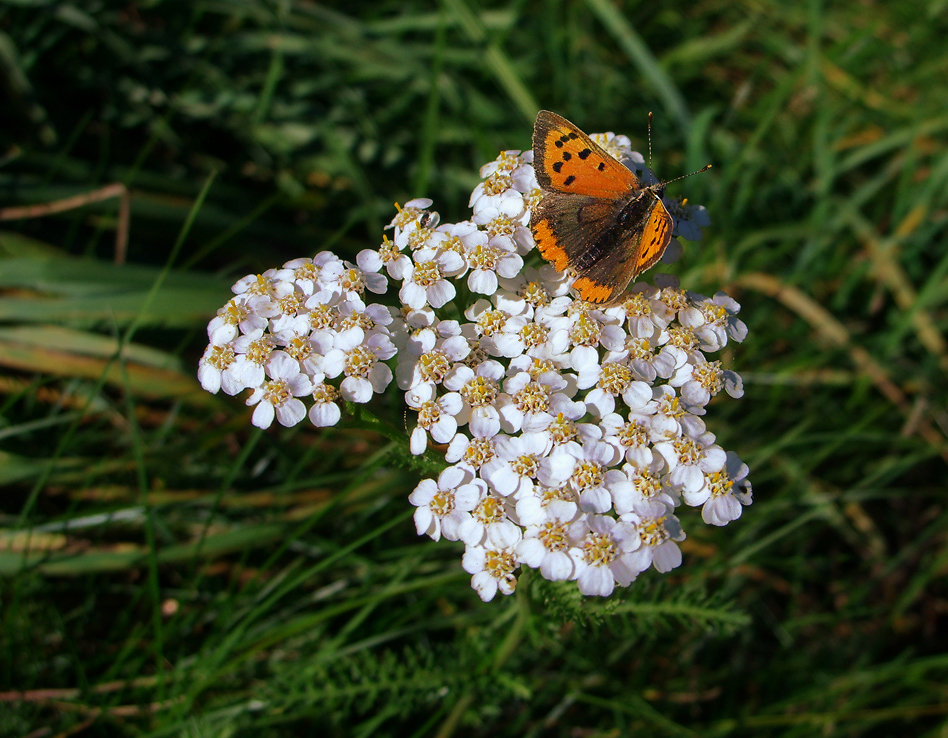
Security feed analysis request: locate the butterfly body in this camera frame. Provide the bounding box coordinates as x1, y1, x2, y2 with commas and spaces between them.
531, 110, 674, 306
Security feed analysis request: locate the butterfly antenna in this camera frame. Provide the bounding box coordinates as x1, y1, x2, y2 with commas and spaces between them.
647, 112, 654, 173
661, 164, 713, 189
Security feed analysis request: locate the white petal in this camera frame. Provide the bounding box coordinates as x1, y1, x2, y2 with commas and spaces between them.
410, 427, 428, 455
251, 402, 275, 429
308, 402, 341, 427
400, 282, 428, 310
471, 571, 500, 601
487, 521, 522, 549
341, 376, 373, 403
540, 550, 574, 582
430, 415, 458, 443
357, 249, 383, 272
275, 398, 307, 427
469, 408, 501, 438
468, 269, 498, 295
577, 566, 614, 597
517, 537, 547, 568
425, 280, 455, 308
651, 541, 682, 572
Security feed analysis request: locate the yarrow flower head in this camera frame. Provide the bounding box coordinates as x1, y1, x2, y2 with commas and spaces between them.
199, 252, 396, 429
200, 119, 753, 602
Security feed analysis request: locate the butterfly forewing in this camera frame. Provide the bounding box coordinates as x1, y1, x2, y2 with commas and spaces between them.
533, 111, 640, 199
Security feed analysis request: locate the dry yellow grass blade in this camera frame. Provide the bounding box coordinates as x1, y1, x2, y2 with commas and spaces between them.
0, 182, 130, 264
736, 272, 948, 466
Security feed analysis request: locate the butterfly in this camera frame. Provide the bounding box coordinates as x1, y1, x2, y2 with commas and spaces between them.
531, 110, 694, 306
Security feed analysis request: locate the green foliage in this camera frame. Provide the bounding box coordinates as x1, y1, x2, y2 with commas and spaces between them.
2, 0, 948, 736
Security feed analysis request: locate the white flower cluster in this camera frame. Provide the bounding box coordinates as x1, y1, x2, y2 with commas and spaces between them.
198, 253, 396, 429
198, 127, 751, 602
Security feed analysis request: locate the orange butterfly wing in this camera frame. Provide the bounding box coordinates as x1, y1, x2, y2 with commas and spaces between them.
631, 195, 673, 276
532, 110, 641, 198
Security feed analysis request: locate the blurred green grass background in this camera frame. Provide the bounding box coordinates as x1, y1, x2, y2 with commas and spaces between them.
2, 0, 948, 735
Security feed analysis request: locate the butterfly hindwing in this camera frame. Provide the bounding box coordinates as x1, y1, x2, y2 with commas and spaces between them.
531, 192, 621, 275
556, 192, 673, 306
533, 110, 641, 199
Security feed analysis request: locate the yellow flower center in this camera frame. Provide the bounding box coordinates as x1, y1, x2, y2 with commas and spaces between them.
476, 308, 507, 337
463, 438, 495, 468
284, 336, 313, 362
220, 299, 250, 326
474, 496, 506, 525
599, 362, 633, 395
520, 322, 549, 349
461, 376, 498, 407
620, 292, 651, 318
308, 304, 337, 331
638, 518, 669, 547
429, 489, 454, 517
537, 520, 570, 552
246, 337, 274, 365
548, 413, 577, 445
313, 382, 339, 404
262, 379, 291, 407
514, 381, 550, 414
338, 311, 376, 332
244, 274, 272, 296
408, 227, 433, 251
293, 262, 319, 283
412, 260, 442, 287
392, 204, 426, 229
339, 268, 365, 293
520, 280, 549, 307
583, 532, 618, 566
344, 346, 376, 378
625, 337, 653, 361
277, 290, 305, 317
511, 453, 539, 478
666, 325, 698, 351
483, 548, 518, 588
571, 461, 604, 491
700, 302, 728, 325
486, 215, 516, 239
672, 437, 702, 465
418, 350, 450, 383
483, 172, 513, 196
206, 345, 235, 370
569, 311, 601, 347
630, 469, 662, 499
693, 361, 723, 394
617, 420, 649, 448
468, 243, 502, 271
378, 236, 401, 263
707, 470, 734, 498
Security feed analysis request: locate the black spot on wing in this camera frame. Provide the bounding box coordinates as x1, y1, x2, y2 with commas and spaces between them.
578, 148, 591, 159
564, 175, 576, 186
553, 161, 563, 173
